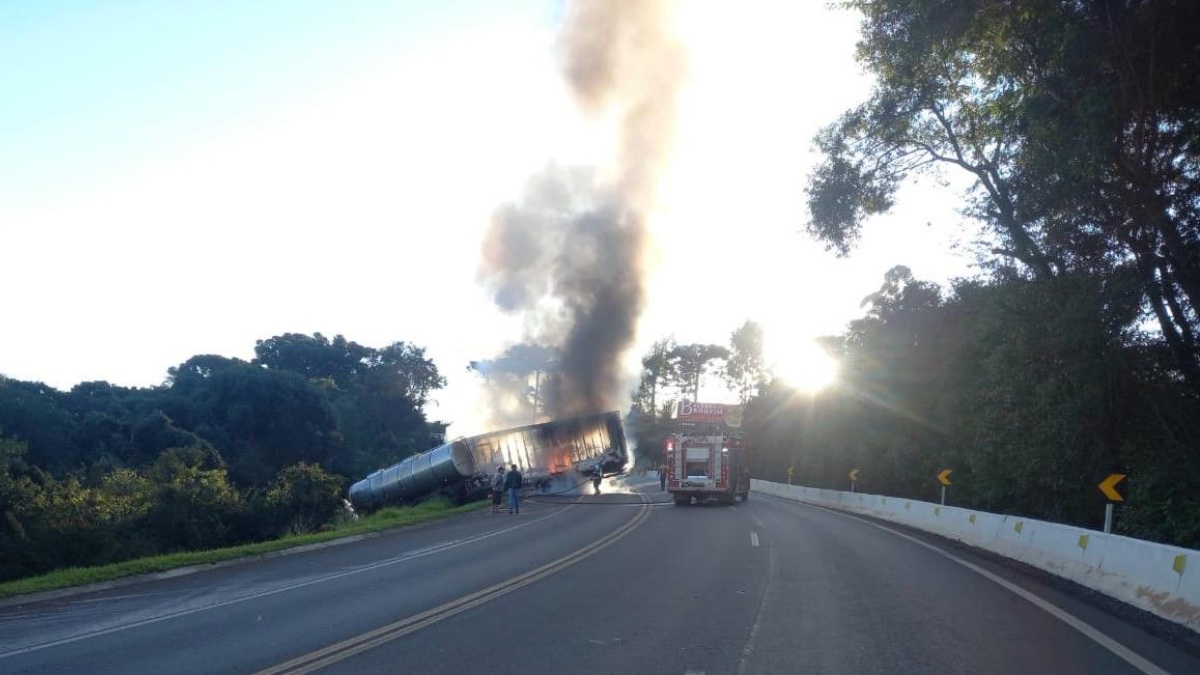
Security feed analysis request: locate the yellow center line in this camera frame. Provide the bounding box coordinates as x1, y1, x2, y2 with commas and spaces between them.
258, 494, 651, 675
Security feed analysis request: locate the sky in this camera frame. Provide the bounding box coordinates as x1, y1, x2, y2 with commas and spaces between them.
1, 1, 978, 437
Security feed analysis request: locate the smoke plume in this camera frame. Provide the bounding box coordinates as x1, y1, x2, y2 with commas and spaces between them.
478, 0, 686, 421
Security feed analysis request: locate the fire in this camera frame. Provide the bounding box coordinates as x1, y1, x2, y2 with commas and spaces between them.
549, 448, 573, 474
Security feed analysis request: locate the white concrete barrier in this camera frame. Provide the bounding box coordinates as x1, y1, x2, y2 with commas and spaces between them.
752, 479, 1200, 632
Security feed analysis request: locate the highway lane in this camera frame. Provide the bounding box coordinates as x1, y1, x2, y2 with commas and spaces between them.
325, 488, 1200, 675
3, 479, 1199, 674
0, 487, 649, 674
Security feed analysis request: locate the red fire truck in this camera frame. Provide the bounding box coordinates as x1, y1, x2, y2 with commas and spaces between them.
665, 401, 750, 505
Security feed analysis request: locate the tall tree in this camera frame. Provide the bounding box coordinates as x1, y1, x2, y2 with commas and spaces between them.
724, 321, 765, 403
165, 355, 341, 484
253, 333, 371, 387
807, 0, 1200, 385
634, 339, 677, 419
668, 343, 730, 401
359, 342, 446, 409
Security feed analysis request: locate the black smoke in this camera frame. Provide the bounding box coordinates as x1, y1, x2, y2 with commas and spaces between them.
477, 0, 685, 421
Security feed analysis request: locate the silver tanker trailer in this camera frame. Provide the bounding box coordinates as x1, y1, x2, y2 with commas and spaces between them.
349, 410, 628, 509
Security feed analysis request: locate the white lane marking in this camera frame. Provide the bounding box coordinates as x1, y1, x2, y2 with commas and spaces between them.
737, 540, 775, 675
749, 532, 760, 547
70, 593, 166, 604
784, 499, 1169, 675
0, 505, 576, 659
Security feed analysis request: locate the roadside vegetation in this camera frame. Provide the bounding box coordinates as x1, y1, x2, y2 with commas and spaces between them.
628, 1, 1200, 549
0, 497, 479, 599
0, 333, 451, 585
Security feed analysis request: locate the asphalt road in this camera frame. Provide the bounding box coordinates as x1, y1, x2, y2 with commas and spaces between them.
1, 477, 1198, 674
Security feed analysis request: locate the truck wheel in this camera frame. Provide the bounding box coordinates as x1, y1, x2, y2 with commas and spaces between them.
674, 495, 690, 506
741, 491, 750, 502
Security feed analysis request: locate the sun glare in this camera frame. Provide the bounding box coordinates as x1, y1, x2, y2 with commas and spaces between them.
768, 340, 838, 393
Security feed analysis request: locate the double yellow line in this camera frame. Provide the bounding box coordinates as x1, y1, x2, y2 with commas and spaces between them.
259, 496, 651, 674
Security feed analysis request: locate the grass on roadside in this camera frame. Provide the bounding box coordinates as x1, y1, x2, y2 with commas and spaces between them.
0, 497, 485, 600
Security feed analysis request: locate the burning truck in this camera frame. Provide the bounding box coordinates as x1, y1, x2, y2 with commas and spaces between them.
348, 411, 628, 509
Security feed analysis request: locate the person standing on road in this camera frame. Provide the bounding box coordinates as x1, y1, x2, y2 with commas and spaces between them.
504, 463, 523, 514
658, 464, 667, 491
491, 465, 506, 514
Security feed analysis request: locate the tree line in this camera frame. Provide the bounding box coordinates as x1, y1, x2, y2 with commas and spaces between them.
0, 333, 445, 582
632, 0, 1200, 548
631, 265, 1200, 548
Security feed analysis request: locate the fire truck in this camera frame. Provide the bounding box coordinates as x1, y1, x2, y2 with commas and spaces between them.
665, 401, 750, 505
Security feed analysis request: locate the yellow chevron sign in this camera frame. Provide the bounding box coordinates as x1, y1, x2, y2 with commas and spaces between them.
937, 469, 953, 486
849, 468, 859, 482
1099, 473, 1127, 502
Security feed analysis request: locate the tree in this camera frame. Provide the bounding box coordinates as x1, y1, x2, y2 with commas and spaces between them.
145, 446, 244, 551
0, 429, 36, 579
807, 0, 1200, 385
253, 333, 371, 387
263, 463, 346, 536
164, 355, 341, 484
668, 343, 730, 401
359, 342, 446, 409
724, 321, 765, 403
0, 378, 78, 473
633, 339, 677, 419
469, 343, 559, 423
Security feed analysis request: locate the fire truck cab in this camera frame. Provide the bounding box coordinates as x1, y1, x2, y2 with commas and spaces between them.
665, 402, 750, 506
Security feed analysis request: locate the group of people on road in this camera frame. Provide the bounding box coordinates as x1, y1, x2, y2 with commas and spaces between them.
489, 463, 667, 512
491, 464, 523, 514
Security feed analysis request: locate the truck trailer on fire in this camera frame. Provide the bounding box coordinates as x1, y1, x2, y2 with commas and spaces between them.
349, 411, 628, 509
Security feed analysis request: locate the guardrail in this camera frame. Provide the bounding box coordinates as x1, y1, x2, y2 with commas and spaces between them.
752, 479, 1200, 632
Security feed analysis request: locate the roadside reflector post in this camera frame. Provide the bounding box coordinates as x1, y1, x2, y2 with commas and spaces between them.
1104, 503, 1114, 534
848, 468, 859, 493
940, 485, 946, 506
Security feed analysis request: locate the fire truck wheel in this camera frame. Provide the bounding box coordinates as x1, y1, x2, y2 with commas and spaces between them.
673, 495, 690, 506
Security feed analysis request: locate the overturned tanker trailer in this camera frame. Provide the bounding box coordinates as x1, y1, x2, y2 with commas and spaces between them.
348, 410, 628, 509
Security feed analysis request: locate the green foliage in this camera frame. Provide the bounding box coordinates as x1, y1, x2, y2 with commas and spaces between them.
0, 330, 448, 584
632, 338, 677, 420
253, 332, 372, 386
253, 333, 446, 477
0, 379, 79, 472
668, 343, 730, 401
0, 497, 479, 600
164, 354, 342, 484
263, 463, 346, 536
811, 0, 1200, 384
766, 0, 1200, 545
742, 267, 1200, 548
724, 321, 766, 403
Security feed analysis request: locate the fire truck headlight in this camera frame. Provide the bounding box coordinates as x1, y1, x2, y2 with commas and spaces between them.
722, 447, 728, 453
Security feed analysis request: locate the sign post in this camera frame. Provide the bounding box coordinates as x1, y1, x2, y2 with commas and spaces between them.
787, 466, 795, 485
1098, 473, 1126, 534
848, 468, 859, 493
937, 469, 953, 505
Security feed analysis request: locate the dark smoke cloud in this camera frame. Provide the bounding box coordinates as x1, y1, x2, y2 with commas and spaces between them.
477, 0, 685, 421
